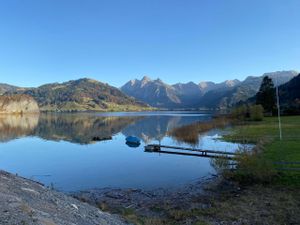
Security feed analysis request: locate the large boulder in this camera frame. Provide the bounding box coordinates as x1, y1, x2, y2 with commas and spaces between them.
0, 94, 39, 114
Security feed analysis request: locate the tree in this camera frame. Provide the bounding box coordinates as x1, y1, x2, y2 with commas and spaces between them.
256, 76, 276, 115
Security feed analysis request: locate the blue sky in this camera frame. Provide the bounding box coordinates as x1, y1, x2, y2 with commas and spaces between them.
0, 0, 299, 87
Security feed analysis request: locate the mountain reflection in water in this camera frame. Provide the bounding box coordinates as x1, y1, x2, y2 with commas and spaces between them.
0, 114, 39, 142
0, 112, 244, 192
0, 112, 210, 145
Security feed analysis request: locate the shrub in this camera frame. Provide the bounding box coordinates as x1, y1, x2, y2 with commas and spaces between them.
231, 104, 264, 121
249, 104, 264, 121
231, 143, 278, 184
231, 105, 247, 120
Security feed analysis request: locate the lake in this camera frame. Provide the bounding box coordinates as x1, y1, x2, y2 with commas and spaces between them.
0, 111, 242, 192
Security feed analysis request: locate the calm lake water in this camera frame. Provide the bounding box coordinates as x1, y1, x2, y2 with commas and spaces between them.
0, 112, 242, 192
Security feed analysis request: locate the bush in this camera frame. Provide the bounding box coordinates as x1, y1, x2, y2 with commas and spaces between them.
231, 105, 247, 120
249, 105, 264, 121
231, 104, 264, 121
230, 143, 278, 184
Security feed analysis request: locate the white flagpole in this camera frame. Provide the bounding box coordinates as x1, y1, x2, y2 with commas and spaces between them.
275, 76, 282, 140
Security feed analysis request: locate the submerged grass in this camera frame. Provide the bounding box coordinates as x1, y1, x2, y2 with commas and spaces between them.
168, 117, 231, 145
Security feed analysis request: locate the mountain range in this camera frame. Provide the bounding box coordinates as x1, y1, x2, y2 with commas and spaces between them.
121, 70, 298, 109
1, 78, 149, 112
0, 70, 298, 111
121, 76, 241, 108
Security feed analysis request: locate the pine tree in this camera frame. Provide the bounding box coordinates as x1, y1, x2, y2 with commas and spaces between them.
256, 76, 276, 115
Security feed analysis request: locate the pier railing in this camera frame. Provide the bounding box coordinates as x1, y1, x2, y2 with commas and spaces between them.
144, 144, 240, 159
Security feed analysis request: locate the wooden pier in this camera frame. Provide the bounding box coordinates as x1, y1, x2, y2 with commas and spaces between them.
144, 144, 239, 159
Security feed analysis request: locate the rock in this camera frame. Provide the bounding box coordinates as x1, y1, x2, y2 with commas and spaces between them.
0, 94, 40, 114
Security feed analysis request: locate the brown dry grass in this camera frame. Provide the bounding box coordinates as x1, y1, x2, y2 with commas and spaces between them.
168, 117, 231, 145
101, 184, 299, 225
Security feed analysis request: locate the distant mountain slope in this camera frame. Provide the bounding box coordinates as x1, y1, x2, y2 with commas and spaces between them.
278, 73, 300, 113
2, 70, 297, 111
121, 76, 181, 108
121, 76, 241, 108
198, 70, 298, 109
10, 78, 149, 112
199, 79, 241, 94
0, 83, 20, 95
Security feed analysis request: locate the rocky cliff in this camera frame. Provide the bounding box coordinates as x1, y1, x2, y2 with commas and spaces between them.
0, 94, 40, 114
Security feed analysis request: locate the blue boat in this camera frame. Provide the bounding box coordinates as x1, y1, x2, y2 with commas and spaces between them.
125, 136, 141, 144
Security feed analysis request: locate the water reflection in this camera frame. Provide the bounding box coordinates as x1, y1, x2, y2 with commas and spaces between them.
0, 114, 39, 142
35, 113, 143, 144
0, 112, 245, 192
122, 116, 210, 144
126, 141, 141, 148
0, 113, 208, 145
168, 117, 230, 146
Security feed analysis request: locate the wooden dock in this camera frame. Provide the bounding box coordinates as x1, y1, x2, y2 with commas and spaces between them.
144, 144, 239, 159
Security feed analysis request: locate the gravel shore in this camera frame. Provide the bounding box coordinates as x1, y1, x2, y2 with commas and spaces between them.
73, 177, 300, 225
0, 170, 127, 225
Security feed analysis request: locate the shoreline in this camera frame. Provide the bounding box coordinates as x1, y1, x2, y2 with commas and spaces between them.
71, 173, 300, 225
0, 170, 127, 225
1, 158, 299, 225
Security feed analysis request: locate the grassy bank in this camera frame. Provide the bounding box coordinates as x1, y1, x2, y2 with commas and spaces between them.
223, 115, 300, 185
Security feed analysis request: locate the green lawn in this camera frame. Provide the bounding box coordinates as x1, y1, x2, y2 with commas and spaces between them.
223, 116, 300, 185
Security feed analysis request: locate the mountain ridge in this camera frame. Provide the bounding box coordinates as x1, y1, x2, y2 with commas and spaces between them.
121, 70, 297, 109
0, 83, 20, 95
278, 73, 300, 114
4, 78, 149, 112
1, 70, 298, 111
121, 76, 242, 108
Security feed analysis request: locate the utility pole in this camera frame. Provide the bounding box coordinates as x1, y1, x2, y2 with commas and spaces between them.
275, 76, 282, 140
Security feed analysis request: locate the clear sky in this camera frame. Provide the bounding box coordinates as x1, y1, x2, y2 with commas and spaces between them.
0, 0, 299, 87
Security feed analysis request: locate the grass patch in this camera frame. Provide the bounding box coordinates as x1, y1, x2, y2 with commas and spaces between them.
223, 116, 300, 185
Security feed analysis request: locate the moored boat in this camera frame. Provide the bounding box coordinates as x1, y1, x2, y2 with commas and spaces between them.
125, 136, 141, 144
